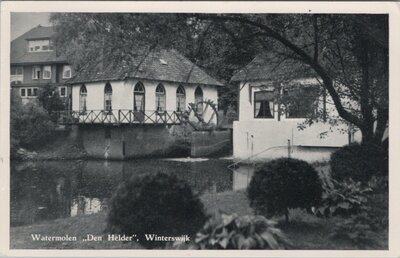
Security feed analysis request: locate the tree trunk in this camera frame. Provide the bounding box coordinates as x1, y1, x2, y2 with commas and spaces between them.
358, 35, 376, 146
284, 208, 289, 224
373, 107, 388, 145
361, 125, 375, 144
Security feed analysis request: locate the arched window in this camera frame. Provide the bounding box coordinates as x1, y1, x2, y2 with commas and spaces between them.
155, 83, 166, 112
176, 85, 186, 112
104, 82, 112, 111
133, 82, 145, 112
79, 84, 87, 112
194, 86, 203, 114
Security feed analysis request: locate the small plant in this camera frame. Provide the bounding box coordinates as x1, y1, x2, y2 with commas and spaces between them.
327, 176, 388, 249
330, 142, 387, 183
312, 178, 372, 217
367, 175, 388, 194
106, 172, 207, 249
329, 212, 384, 249
247, 158, 323, 222
187, 212, 291, 249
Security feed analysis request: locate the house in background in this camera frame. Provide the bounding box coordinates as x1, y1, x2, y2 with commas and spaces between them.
10, 25, 72, 107
231, 52, 361, 163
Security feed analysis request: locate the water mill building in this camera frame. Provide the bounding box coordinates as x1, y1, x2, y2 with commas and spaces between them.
66, 48, 223, 159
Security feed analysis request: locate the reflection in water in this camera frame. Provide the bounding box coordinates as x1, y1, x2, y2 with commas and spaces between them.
232, 165, 255, 191
70, 197, 104, 217
11, 159, 253, 227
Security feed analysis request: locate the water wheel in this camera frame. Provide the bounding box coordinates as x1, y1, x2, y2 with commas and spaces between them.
180, 100, 219, 131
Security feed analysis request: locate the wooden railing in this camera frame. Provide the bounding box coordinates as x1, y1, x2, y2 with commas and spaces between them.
52, 110, 183, 125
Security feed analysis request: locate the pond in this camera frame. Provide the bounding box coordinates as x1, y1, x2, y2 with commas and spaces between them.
10, 158, 255, 227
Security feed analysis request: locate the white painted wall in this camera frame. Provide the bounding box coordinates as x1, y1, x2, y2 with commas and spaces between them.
233, 119, 362, 162
238, 80, 341, 122
71, 79, 219, 124
234, 79, 362, 162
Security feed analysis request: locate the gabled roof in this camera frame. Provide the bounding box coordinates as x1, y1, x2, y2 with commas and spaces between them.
68, 49, 224, 87
231, 52, 317, 82
11, 25, 67, 65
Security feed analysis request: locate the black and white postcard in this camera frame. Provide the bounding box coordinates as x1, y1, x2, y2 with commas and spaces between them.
0, 1, 399, 257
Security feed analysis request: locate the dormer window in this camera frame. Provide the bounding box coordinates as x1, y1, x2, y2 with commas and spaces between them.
28, 39, 53, 52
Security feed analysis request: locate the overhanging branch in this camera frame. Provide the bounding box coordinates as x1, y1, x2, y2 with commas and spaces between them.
194, 13, 363, 127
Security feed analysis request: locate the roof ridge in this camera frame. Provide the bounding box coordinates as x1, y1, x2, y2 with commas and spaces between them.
12, 25, 55, 43
171, 50, 225, 86
68, 48, 223, 86
231, 51, 315, 82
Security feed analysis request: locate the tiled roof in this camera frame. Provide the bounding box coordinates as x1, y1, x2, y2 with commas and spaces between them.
231, 52, 317, 82
11, 25, 67, 64
21, 25, 55, 40
68, 49, 224, 87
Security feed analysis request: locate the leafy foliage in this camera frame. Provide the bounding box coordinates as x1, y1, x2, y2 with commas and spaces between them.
326, 174, 388, 249
38, 84, 66, 122
312, 178, 372, 217
38, 84, 65, 112
189, 212, 291, 249
247, 158, 323, 221
330, 212, 381, 249
330, 142, 387, 183
106, 172, 206, 249
366, 175, 388, 194
50, 13, 388, 143
10, 94, 56, 149
50, 13, 267, 112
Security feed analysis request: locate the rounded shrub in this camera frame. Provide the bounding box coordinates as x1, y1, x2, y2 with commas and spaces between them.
330, 142, 387, 183
106, 172, 206, 249
247, 158, 323, 221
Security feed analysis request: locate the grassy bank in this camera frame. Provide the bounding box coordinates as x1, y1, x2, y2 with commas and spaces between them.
10, 190, 387, 250
13, 132, 87, 161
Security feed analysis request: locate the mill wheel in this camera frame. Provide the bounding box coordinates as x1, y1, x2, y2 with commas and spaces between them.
180, 100, 219, 131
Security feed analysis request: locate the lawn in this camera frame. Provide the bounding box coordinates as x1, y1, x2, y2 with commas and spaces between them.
10, 190, 388, 250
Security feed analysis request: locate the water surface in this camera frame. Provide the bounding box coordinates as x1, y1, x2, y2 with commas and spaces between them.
11, 158, 253, 227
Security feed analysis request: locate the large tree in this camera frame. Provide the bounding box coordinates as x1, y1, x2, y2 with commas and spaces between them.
50, 13, 264, 111
50, 13, 388, 145
194, 14, 388, 145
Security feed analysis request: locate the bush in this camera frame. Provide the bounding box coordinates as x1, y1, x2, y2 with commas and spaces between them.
329, 211, 386, 249
38, 84, 66, 113
188, 212, 291, 249
330, 142, 387, 183
38, 84, 66, 123
11, 102, 56, 149
327, 175, 388, 249
247, 158, 323, 222
312, 178, 372, 217
106, 172, 207, 249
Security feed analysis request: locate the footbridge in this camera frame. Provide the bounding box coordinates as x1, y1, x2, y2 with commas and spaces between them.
53, 110, 183, 125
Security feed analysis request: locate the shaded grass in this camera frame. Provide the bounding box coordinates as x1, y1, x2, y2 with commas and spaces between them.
10, 190, 387, 250
15, 132, 87, 161
201, 190, 252, 216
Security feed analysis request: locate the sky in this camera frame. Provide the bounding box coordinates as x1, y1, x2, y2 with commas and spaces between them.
11, 12, 51, 40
